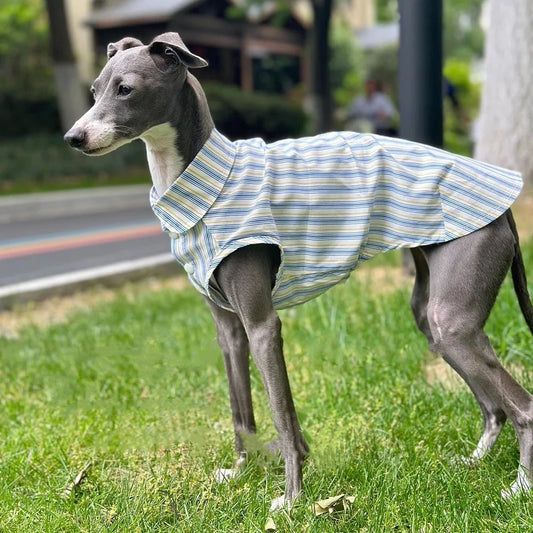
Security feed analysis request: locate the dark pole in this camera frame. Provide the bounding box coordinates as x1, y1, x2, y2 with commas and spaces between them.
398, 0, 443, 147
310, 0, 333, 133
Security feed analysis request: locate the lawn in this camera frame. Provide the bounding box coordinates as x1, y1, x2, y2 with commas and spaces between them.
0, 243, 533, 532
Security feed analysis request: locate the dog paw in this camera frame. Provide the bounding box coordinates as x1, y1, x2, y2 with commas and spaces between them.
214, 468, 240, 484
455, 455, 480, 468
501, 468, 532, 499
269, 495, 287, 512
269, 492, 300, 512
214, 452, 247, 484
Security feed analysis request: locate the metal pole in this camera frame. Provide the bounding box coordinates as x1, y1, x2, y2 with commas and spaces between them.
398, 0, 443, 147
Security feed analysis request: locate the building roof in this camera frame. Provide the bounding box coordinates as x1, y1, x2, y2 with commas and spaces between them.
87, 0, 202, 28
87, 0, 308, 29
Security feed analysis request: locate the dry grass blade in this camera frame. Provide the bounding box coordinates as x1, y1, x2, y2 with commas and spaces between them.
62, 462, 92, 499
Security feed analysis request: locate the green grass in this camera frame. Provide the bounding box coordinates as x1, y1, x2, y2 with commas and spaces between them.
0, 244, 533, 531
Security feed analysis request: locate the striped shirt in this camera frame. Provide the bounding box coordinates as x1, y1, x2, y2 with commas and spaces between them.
150, 129, 522, 311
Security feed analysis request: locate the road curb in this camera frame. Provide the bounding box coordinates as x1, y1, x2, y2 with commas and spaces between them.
0, 184, 151, 223
0, 254, 179, 310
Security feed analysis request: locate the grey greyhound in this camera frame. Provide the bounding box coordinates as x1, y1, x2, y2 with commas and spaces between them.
65, 33, 533, 510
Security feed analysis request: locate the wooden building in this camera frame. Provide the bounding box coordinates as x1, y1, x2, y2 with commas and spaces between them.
86, 0, 308, 93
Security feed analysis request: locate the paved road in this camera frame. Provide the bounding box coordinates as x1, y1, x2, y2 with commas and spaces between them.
0, 207, 171, 287
0, 187, 177, 306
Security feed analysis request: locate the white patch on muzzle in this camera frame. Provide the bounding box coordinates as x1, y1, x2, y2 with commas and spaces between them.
72, 116, 133, 156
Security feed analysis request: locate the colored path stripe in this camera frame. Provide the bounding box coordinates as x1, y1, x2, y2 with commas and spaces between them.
0, 222, 163, 260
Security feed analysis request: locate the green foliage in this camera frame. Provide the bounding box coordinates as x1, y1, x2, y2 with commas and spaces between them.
443, 59, 481, 156
0, 238, 532, 530
252, 54, 301, 94
0, 133, 148, 193
225, 0, 292, 26
376, 0, 398, 22
329, 23, 365, 107
204, 82, 308, 141
0, 0, 54, 100
444, 59, 481, 112
376, 0, 485, 62
443, 0, 485, 61
0, 94, 60, 138
0, 0, 59, 138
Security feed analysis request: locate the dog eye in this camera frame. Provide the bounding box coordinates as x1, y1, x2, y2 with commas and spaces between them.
117, 85, 132, 96
90, 86, 96, 100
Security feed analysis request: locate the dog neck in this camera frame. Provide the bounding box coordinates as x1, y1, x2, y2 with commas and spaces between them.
140, 123, 183, 195
141, 73, 214, 196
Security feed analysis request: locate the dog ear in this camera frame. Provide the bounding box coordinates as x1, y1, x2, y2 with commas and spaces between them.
107, 37, 143, 60
149, 32, 208, 71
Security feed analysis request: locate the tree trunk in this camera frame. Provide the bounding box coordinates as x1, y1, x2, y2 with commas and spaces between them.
475, 0, 533, 185
45, 0, 87, 131
309, 0, 333, 133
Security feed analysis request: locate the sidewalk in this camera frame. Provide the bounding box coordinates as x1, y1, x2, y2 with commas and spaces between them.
0, 184, 150, 223
0, 186, 177, 309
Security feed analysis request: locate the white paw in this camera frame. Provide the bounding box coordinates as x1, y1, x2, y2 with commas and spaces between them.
269, 495, 287, 512
458, 455, 480, 467
501, 468, 532, 499
450, 455, 479, 469
214, 468, 239, 484
214, 453, 247, 484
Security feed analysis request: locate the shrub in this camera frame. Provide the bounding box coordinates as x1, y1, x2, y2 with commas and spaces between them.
0, 85, 308, 190
0, 133, 147, 191
0, 95, 60, 138
443, 59, 481, 156
330, 23, 365, 108
203, 82, 308, 141
0, 0, 54, 102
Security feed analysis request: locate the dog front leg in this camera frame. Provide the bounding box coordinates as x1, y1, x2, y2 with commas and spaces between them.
214, 245, 309, 510
206, 299, 256, 482
245, 311, 309, 510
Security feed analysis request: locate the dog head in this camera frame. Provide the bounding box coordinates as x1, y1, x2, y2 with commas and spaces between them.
64, 32, 208, 155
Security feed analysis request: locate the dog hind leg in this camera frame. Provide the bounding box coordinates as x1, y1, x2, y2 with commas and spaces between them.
422, 216, 533, 497
410, 247, 507, 464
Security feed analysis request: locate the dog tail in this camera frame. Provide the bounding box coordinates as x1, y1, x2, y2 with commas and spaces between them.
507, 210, 533, 335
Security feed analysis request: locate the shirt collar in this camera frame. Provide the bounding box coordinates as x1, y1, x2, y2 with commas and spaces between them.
150, 128, 236, 233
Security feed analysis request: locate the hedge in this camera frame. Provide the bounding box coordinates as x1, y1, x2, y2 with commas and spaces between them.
204, 83, 308, 141
0, 84, 308, 188
0, 95, 60, 138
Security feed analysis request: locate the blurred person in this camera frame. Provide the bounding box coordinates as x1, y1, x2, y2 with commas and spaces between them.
347, 80, 398, 136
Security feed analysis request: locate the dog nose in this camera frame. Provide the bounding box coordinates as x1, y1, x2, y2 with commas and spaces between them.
64, 127, 86, 148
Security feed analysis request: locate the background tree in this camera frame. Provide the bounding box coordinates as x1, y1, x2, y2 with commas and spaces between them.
0, 0, 61, 137
44, 0, 87, 131
0, 0, 54, 101
475, 0, 533, 184
442, 0, 484, 61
